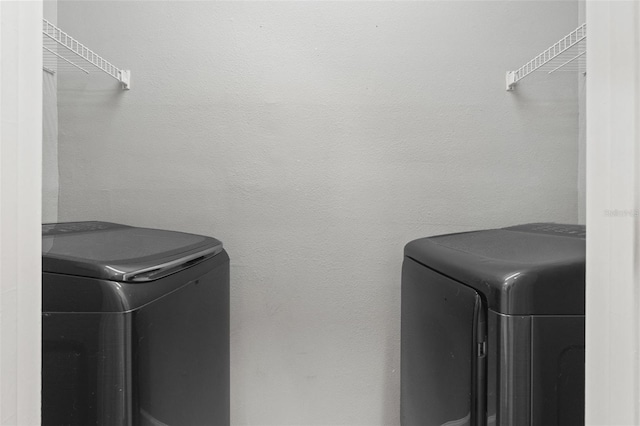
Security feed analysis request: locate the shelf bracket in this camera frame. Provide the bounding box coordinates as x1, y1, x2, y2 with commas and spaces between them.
119, 70, 131, 90
506, 71, 517, 91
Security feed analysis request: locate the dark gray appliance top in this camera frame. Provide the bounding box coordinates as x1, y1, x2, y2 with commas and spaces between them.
404, 223, 585, 315
42, 221, 223, 282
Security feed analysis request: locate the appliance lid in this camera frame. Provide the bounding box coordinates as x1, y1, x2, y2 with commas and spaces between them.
42, 221, 224, 282
404, 223, 585, 315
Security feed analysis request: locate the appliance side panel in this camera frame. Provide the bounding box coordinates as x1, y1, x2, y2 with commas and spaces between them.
133, 258, 230, 426
488, 310, 531, 426
401, 258, 481, 426
531, 316, 585, 426
42, 312, 133, 426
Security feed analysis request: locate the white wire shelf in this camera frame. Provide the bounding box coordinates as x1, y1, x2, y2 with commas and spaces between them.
42, 19, 131, 90
506, 23, 586, 91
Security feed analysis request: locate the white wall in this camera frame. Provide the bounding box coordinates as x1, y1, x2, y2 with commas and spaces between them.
57, 1, 579, 424
578, 0, 586, 224
43, 0, 59, 224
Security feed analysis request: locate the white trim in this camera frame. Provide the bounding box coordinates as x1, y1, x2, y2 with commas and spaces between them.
586, 1, 640, 424
0, 1, 43, 425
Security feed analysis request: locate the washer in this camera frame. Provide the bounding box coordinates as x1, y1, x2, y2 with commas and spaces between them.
42, 221, 230, 426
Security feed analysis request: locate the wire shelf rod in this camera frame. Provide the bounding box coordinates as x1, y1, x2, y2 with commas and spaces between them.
42, 46, 90, 73
548, 50, 586, 74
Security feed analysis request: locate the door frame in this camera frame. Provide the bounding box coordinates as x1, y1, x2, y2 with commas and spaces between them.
0, 1, 43, 424
585, 1, 640, 424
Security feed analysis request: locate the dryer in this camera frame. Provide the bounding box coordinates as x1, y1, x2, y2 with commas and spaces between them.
401, 223, 585, 426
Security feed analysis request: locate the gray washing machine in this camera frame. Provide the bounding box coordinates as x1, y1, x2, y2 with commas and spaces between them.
401, 223, 585, 426
42, 221, 230, 426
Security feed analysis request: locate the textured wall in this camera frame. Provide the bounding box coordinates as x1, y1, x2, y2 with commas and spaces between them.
578, 0, 586, 224
57, 1, 579, 424
43, 0, 58, 223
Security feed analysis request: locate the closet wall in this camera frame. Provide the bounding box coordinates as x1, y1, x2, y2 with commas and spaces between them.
42, 0, 58, 223
56, 1, 580, 424
578, 0, 587, 224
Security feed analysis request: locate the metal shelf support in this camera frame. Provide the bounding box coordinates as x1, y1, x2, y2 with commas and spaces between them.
42, 19, 131, 90
506, 23, 586, 91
